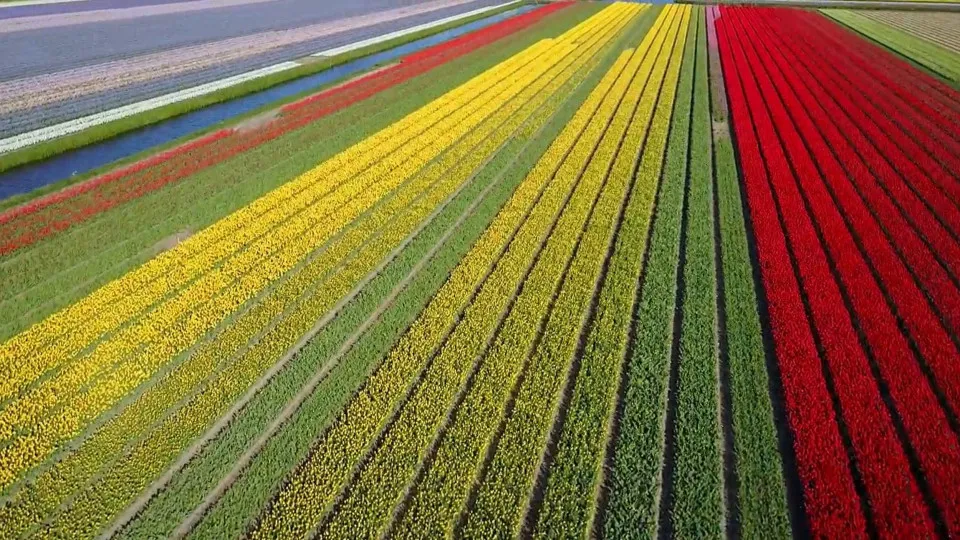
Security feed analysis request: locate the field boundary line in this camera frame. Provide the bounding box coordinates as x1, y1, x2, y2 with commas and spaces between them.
0, 0, 86, 9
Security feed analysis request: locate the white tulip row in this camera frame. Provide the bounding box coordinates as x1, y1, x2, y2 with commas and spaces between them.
311, 1, 521, 57
0, 0, 519, 155
0, 0, 86, 9
0, 62, 298, 154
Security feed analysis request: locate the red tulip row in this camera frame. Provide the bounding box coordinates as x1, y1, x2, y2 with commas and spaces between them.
763, 12, 960, 417
745, 9, 960, 537
718, 6, 960, 538
795, 14, 960, 238
786, 10, 960, 282
747, 9, 960, 535
823, 15, 960, 124
809, 15, 960, 170
716, 10, 866, 537
0, 129, 229, 227
801, 22, 960, 196
0, 2, 570, 256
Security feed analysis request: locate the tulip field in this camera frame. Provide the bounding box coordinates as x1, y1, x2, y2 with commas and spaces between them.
0, 1, 958, 539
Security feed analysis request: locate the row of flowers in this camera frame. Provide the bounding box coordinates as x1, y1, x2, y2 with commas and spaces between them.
0, 50, 535, 536
405, 12, 662, 537
0, 1, 569, 256
523, 7, 687, 538
329, 9, 645, 538
248, 10, 637, 536
0, 36, 553, 493
144, 9, 639, 538
731, 8, 960, 536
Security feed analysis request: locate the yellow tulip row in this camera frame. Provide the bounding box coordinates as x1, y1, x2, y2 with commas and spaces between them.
328, 12, 662, 536
0, 0, 622, 433
9, 0, 644, 387
0, 33, 553, 406
3, 34, 551, 429
0, 46, 565, 537
530, 6, 692, 537
248, 6, 643, 538
395, 7, 686, 538
4, 8, 634, 538
3, 34, 550, 397
462, 7, 689, 538
0, 26, 572, 490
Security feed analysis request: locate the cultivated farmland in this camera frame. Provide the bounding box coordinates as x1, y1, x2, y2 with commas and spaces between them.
0, 1, 958, 539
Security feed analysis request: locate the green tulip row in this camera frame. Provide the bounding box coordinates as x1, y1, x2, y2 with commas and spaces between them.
706, 6, 791, 535
672, 9, 724, 538
599, 5, 697, 538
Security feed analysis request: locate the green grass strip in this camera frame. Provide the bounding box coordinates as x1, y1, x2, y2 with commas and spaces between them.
709, 11, 791, 540
0, 4, 593, 343
672, 8, 723, 537
600, 5, 689, 538
0, 1, 527, 175
822, 9, 960, 83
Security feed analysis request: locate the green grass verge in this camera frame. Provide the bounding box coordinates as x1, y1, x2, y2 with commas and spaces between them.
672, 8, 723, 537
822, 9, 960, 83
0, 1, 527, 176
710, 12, 792, 540
0, 4, 592, 342
115, 7, 605, 538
